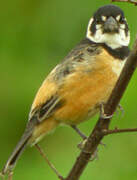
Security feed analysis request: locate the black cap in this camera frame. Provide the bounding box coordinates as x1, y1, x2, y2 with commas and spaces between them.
93, 5, 124, 19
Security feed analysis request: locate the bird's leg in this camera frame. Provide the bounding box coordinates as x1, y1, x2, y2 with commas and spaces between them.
99, 103, 113, 119
35, 144, 64, 180
71, 125, 87, 140
71, 125, 90, 152
71, 125, 105, 161
71, 125, 94, 158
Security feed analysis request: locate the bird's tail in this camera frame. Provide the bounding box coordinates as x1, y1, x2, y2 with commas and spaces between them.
2, 124, 33, 175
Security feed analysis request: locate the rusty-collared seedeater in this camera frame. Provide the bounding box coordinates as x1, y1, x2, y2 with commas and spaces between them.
2, 4, 130, 175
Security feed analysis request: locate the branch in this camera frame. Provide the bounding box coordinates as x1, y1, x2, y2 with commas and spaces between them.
103, 127, 137, 135
65, 36, 137, 180
112, 0, 137, 5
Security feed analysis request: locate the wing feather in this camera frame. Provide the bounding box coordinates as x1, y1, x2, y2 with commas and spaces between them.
29, 95, 63, 123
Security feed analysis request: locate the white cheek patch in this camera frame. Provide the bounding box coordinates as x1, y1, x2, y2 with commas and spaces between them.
88, 29, 103, 42
86, 24, 130, 49
119, 28, 130, 45
86, 16, 130, 49
120, 24, 126, 29
96, 24, 101, 30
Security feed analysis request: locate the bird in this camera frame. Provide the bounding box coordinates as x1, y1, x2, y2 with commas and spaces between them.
1, 4, 130, 177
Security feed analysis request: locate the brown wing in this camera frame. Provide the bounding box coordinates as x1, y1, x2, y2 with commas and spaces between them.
29, 38, 101, 123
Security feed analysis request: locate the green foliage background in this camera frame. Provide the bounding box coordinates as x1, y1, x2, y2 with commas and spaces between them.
0, 0, 137, 179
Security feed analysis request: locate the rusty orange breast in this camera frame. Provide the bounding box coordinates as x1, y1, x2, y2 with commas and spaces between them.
54, 49, 123, 124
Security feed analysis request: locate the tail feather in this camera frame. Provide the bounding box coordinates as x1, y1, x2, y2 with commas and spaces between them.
2, 116, 38, 175
2, 129, 32, 175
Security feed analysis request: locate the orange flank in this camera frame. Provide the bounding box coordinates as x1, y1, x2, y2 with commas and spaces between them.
30, 49, 122, 143
55, 50, 120, 124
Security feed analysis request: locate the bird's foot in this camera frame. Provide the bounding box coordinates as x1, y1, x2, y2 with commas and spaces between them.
77, 139, 106, 161
99, 103, 113, 119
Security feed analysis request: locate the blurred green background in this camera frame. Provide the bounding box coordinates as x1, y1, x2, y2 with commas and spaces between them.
0, 0, 137, 179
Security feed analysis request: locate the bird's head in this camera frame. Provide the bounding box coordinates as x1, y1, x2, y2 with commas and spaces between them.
86, 5, 130, 49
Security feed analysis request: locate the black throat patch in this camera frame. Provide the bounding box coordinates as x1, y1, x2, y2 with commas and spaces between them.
84, 38, 130, 60
102, 44, 130, 60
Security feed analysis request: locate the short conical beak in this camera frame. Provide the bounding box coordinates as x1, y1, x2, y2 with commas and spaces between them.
103, 16, 118, 33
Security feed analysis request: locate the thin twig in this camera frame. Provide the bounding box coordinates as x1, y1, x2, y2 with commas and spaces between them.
0, 172, 5, 180
112, 0, 137, 5
103, 127, 137, 135
35, 144, 64, 180
7, 172, 13, 180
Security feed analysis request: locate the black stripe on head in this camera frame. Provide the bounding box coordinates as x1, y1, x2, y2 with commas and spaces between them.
90, 18, 97, 35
